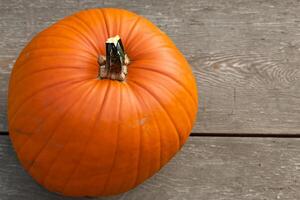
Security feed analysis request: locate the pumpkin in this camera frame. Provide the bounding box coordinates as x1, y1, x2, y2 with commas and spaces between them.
8, 8, 198, 197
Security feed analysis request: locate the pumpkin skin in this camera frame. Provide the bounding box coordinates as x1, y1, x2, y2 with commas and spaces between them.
8, 8, 198, 197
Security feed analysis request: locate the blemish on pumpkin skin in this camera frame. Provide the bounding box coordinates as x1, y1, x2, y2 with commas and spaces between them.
122, 117, 148, 128
139, 118, 147, 125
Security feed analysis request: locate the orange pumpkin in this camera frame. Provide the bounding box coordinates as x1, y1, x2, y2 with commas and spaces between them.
8, 8, 198, 197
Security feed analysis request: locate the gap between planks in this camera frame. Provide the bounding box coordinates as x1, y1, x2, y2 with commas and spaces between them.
1, 132, 300, 138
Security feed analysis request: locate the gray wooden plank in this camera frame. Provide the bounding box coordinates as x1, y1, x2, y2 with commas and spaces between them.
1, 135, 300, 200
1, 0, 300, 134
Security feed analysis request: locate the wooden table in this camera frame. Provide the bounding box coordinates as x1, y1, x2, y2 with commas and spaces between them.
0, 0, 299, 199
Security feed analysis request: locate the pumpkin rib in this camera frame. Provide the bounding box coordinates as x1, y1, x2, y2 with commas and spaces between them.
15, 66, 96, 85
132, 73, 193, 131
53, 23, 100, 54
14, 49, 97, 75
13, 63, 95, 86
72, 14, 102, 50
88, 83, 134, 195
9, 73, 91, 111
128, 84, 162, 183
27, 81, 96, 183
18, 46, 97, 61
101, 83, 123, 195
132, 47, 180, 62
116, 85, 144, 193
131, 57, 185, 69
61, 81, 111, 194
128, 80, 181, 149
125, 84, 144, 190
30, 34, 98, 58
62, 82, 111, 193
80, 10, 107, 47
95, 9, 109, 40
118, 84, 144, 193
131, 57, 197, 89
120, 15, 141, 48
129, 69, 196, 124
19, 81, 93, 172
71, 81, 112, 195
41, 80, 100, 190
129, 66, 197, 107
16, 53, 96, 72
77, 11, 106, 55
116, 10, 123, 42
131, 92, 144, 189
12, 80, 91, 153
12, 61, 94, 82
24, 35, 94, 54
16, 48, 96, 63
125, 32, 168, 57
139, 95, 163, 169
100, 8, 112, 37
9, 77, 91, 123
137, 48, 186, 66
85, 9, 108, 55
36, 33, 95, 54
129, 43, 173, 59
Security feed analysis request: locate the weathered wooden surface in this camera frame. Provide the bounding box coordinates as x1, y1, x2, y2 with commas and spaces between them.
1, 0, 300, 134
0, 135, 299, 200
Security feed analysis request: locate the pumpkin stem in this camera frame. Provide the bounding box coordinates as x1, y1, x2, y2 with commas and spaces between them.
98, 35, 129, 81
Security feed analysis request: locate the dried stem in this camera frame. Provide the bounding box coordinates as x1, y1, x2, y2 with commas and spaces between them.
98, 35, 129, 81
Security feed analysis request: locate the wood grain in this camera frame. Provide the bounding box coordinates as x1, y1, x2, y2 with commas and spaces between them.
0, 135, 299, 200
1, 0, 300, 134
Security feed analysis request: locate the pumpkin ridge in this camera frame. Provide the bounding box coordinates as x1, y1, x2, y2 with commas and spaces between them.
133, 73, 193, 130
132, 47, 179, 61
119, 84, 144, 192
95, 9, 109, 40
134, 89, 163, 169
131, 70, 197, 121
9, 78, 91, 123
41, 81, 100, 192
124, 84, 144, 190
71, 14, 101, 50
129, 80, 181, 149
53, 23, 100, 54
129, 43, 171, 59
20, 44, 97, 59
15, 67, 95, 86
32, 81, 97, 186
127, 84, 162, 183
13, 80, 91, 153
13, 48, 97, 76
99, 9, 111, 38
132, 57, 197, 98
61, 81, 110, 195
16, 81, 92, 172
122, 16, 141, 48
114, 85, 145, 193
36, 33, 95, 54
101, 83, 123, 195
129, 66, 197, 107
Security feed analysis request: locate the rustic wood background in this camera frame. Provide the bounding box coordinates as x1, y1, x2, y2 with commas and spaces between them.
0, 0, 299, 199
